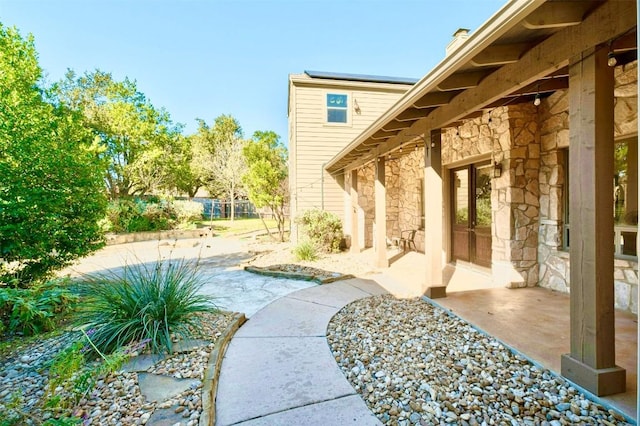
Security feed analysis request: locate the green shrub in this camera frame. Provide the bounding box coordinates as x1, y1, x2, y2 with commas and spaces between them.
0, 278, 78, 336
173, 200, 204, 224
293, 240, 319, 261
75, 259, 217, 354
0, 25, 107, 286
296, 209, 343, 253
42, 332, 132, 413
104, 198, 203, 233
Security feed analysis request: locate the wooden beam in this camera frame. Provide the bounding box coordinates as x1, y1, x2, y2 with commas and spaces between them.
436, 70, 488, 91
396, 108, 427, 122
612, 30, 638, 52
374, 157, 388, 268
561, 46, 625, 396
424, 129, 446, 299
370, 130, 395, 140
417, 0, 637, 132
413, 91, 459, 109
382, 120, 413, 131
470, 43, 530, 67
508, 76, 569, 97
521, 2, 586, 29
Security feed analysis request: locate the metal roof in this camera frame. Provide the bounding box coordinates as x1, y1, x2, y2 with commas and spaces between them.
304, 70, 419, 85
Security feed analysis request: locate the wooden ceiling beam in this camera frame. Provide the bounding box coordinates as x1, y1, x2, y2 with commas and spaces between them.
382, 120, 413, 131
436, 70, 488, 91
612, 30, 638, 53
395, 108, 428, 122
370, 130, 395, 140
521, 2, 586, 29
470, 43, 530, 67
508, 76, 569, 97
413, 91, 459, 109
416, 1, 636, 133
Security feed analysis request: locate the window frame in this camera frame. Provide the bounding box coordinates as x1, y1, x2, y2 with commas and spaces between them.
324, 91, 351, 126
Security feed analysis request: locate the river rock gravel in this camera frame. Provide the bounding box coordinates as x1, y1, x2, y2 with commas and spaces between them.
327, 295, 631, 426
0, 311, 234, 425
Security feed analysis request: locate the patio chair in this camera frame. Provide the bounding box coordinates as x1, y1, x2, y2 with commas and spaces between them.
399, 229, 417, 251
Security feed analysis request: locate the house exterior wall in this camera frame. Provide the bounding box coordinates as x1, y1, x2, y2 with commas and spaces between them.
441, 105, 541, 288
346, 61, 636, 313
346, 149, 426, 251
538, 61, 638, 314
288, 75, 411, 241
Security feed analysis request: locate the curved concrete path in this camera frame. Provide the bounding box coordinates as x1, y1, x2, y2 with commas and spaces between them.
215, 278, 388, 425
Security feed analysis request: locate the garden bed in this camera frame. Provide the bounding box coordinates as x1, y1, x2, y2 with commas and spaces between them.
244, 264, 354, 284
0, 311, 245, 425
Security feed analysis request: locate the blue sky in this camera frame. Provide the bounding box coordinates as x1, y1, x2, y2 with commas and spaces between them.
1, 0, 505, 144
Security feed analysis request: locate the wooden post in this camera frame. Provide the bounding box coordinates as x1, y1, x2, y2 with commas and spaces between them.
424, 130, 446, 298
560, 46, 625, 396
350, 169, 361, 253
375, 157, 388, 268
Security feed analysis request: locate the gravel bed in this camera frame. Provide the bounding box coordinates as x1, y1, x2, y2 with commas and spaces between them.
247, 240, 378, 278
0, 311, 235, 425
327, 295, 631, 426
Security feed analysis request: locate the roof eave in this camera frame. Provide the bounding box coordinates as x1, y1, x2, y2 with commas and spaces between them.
325, 0, 546, 173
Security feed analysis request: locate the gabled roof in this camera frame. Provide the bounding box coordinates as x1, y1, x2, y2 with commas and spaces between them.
325, 0, 637, 174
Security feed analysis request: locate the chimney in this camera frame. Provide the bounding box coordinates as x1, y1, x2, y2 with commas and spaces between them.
446, 28, 470, 56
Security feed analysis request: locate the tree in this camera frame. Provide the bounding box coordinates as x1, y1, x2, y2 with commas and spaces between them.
54, 70, 182, 198
169, 134, 205, 198
0, 24, 107, 284
243, 131, 289, 241
200, 115, 247, 221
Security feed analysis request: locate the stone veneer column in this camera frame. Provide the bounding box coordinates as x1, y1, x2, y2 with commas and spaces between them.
492, 105, 541, 288
349, 169, 360, 253
560, 46, 625, 396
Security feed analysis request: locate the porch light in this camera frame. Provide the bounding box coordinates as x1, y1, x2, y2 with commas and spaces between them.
607, 51, 617, 67
493, 161, 502, 178
533, 93, 541, 106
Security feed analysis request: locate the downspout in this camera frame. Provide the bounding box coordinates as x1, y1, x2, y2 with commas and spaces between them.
321, 162, 327, 210
636, 2, 639, 422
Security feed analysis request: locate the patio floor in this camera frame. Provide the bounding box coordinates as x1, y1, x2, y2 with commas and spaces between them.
378, 253, 638, 421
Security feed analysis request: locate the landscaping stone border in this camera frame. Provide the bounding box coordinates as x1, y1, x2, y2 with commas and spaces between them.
200, 312, 247, 426
244, 265, 354, 284
106, 228, 212, 245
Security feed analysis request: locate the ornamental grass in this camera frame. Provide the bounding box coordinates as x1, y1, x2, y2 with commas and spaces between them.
75, 258, 217, 355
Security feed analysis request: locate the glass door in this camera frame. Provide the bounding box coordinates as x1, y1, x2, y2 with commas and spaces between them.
451, 162, 492, 267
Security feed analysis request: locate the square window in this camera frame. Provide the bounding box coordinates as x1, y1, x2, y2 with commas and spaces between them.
327, 93, 348, 123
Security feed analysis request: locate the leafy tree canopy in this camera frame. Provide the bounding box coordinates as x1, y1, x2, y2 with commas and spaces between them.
191, 115, 247, 219
0, 24, 107, 284
243, 131, 289, 240
53, 70, 183, 198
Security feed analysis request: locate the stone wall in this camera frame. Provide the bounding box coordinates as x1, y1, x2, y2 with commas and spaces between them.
442, 105, 540, 288
352, 150, 426, 251
537, 60, 638, 314
395, 149, 425, 251
356, 163, 375, 248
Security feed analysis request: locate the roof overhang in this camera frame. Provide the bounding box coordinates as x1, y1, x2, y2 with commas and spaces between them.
325, 0, 637, 174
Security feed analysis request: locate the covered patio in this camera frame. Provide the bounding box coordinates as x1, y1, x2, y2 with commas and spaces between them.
327, 0, 638, 412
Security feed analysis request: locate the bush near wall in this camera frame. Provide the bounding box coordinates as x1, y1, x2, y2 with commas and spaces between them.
296, 209, 343, 253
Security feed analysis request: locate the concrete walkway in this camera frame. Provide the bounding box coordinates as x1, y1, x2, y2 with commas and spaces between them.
215, 278, 388, 425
